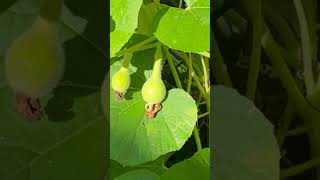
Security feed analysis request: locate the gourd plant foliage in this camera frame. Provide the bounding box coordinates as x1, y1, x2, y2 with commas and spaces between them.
0, 0, 107, 179
110, 0, 210, 179
214, 0, 320, 179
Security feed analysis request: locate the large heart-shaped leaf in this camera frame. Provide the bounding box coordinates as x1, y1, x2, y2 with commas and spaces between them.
154, 0, 210, 52
0, 0, 87, 55
110, 0, 143, 57
160, 148, 210, 180
110, 49, 198, 166
114, 169, 160, 180
212, 85, 280, 180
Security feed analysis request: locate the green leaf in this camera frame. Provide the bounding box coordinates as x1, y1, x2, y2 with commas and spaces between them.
212, 85, 280, 180
110, 49, 198, 166
114, 169, 160, 180
154, 0, 209, 52
160, 148, 210, 180
137, 2, 167, 36
26, 119, 107, 180
110, 154, 169, 179
110, 0, 143, 57
0, 82, 107, 179
0, 0, 87, 55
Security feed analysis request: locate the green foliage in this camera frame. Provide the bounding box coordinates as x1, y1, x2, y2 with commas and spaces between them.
214, 0, 320, 178
114, 169, 159, 180
110, 0, 210, 179
110, 0, 143, 57
213, 86, 280, 180
0, 0, 107, 179
110, 55, 198, 165
160, 148, 210, 180
155, 0, 210, 52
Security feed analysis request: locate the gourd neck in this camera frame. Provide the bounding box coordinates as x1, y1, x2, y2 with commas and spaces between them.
121, 52, 133, 70
151, 44, 163, 80
39, 0, 63, 22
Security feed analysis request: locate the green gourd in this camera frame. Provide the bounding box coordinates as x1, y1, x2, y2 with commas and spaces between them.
141, 44, 166, 104
111, 52, 132, 95
5, 14, 64, 98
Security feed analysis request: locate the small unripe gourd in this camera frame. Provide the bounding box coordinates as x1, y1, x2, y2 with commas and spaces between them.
141, 72, 166, 104
111, 53, 132, 98
111, 67, 130, 93
5, 16, 65, 98
141, 44, 166, 104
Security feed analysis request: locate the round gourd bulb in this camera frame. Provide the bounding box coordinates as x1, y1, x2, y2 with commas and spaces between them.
5, 16, 65, 98
141, 77, 166, 104
111, 68, 130, 93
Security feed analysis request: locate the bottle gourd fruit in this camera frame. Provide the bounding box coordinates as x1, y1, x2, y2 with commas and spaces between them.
111, 52, 133, 100
5, 0, 64, 121
141, 44, 166, 119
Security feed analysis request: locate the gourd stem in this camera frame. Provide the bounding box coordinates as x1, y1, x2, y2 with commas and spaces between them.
173, 50, 210, 110
164, 46, 183, 89
40, 0, 63, 22
198, 112, 210, 119
187, 53, 193, 93
193, 126, 202, 151
116, 36, 157, 56
179, 0, 183, 8
281, 158, 320, 179
121, 52, 133, 70
151, 44, 163, 79
293, 0, 314, 95
201, 56, 210, 93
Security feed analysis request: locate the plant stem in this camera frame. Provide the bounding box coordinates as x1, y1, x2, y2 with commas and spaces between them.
184, 53, 203, 151
39, 0, 63, 22
134, 43, 158, 53
262, 26, 320, 179
179, 0, 183, 8
275, 102, 295, 147
165, 49, 203, 152
201, 56, 210, 93
151, 43, 163, 80
192, 61, 205, 84
293, 0, 314, 95
164, 47, 183, 89
192, 71, 210, 110
181, 52, 210, 110
199, 101, 206, 105
193, 126, 202, 151
121, 52, 133, 70
198, 112, 209, 119
212, 36, 233, 87
172, 50, 204, 83
280, 158, 320, 179
246, 12, 262, 100
116, 36, 157, 56
196, 93, 203, 106
187, 54, 193, 93
261, 29, 313, 122
286, 127, 307, 137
